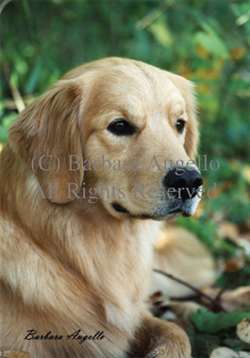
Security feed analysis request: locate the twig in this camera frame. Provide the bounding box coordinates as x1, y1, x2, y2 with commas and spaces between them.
2, 96, 34, 110
9, 81, 25, 113
214, 287, 226, 303
153, 269, 224, 311
3, 64, 26, 113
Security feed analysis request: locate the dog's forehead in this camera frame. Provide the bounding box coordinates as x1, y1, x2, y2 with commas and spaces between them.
90, 63, 185, 113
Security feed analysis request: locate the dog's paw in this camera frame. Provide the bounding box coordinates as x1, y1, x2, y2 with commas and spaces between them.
128, 315, 191, 358
146, 342, 191, 358
145, 321, 191, 358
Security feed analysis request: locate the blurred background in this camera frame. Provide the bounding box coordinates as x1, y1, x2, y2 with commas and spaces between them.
1, 1, 250, 355
1, 1, 250, 257
1, 0, 249, 250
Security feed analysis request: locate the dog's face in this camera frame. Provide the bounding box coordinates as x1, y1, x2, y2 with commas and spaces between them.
10, 58, 202, 220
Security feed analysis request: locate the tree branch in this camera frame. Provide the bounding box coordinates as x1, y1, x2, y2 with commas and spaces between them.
153, 269, 224, 311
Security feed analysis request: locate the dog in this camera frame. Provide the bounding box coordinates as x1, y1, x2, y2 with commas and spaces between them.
0, 57, 204, 357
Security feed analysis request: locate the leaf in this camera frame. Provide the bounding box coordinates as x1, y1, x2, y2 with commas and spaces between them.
0, 113, 17, 143
237, 319, 250, 344
0, 126, 8, 143
3, 113, 18, 128
24, 59, 43, 94
194, 22, 229, 59
187, 325, 221, 358
210, 347, 250, 358
149, 18, 173, 47
223, 337, 250, 351
192, 309, 250, 333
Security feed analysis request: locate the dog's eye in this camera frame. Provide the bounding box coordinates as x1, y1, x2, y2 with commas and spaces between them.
107, 119, 137, 136
176, 118, 186, 134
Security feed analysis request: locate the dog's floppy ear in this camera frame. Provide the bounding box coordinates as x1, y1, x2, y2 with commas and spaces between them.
167, 73, 199, 159
9, 81, 84, 204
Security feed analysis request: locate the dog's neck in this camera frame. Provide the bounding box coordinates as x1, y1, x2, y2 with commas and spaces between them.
0, 145, 162, 335
0, 143, 159, 287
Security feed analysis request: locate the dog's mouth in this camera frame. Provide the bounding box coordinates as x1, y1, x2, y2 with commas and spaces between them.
112, 202, 153, 219
112, 202, 129, 214
111, 183, 202, 219
111, 201, 193, 220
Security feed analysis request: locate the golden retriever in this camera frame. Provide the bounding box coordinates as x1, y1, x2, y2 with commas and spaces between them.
0, 57, 204, 357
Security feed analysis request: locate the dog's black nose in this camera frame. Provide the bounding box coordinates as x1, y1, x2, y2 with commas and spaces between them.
164, 167, 203, 200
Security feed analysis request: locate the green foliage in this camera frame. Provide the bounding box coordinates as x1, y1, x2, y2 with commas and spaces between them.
0, 113, 17, 142
1, 2, 249, 142
216, 266, 250, 289
192, 309, 250, 333
1, 2, 250, 356
1, 0, 249, 241
188, 324, 250, 358
189, 309, 250, 357
176, 216, 217, 251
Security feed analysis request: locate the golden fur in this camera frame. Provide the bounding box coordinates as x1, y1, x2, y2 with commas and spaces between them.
0, 57, 200, 357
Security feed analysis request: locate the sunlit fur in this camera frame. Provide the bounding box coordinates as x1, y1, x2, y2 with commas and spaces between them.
0, 58, 199, 357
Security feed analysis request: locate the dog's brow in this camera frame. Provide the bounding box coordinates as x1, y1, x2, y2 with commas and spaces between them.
172, 104, 185, 118
167, 97, 186, 117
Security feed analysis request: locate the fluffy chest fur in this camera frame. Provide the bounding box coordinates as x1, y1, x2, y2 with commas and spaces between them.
0, 57, 198, 357
0, 152, 162, 356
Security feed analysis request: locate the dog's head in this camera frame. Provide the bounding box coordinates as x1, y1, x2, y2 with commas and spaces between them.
9, 58, 202, 219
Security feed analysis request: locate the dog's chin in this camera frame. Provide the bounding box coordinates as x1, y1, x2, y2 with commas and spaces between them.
181, 194, 201, 217
153, 195, 202, 219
